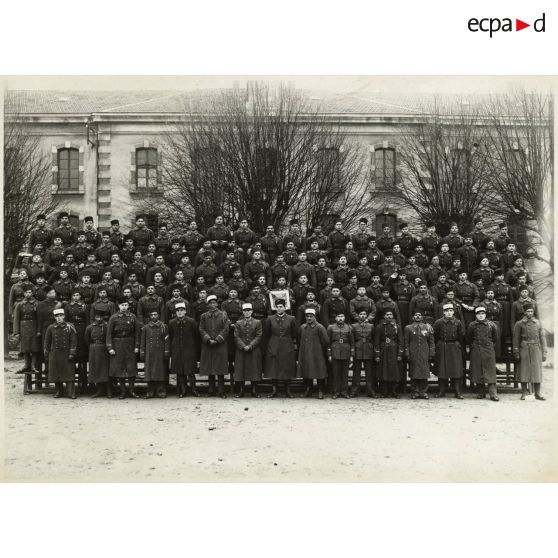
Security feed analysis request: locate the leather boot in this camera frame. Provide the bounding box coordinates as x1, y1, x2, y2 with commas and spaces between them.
177, 376, 186, 398
453, 378, 464, 399
520, 382, 529, 400
91, 384, 103, 398
217, 376, 227, 398
317, 380, 324, 400
534, 383, 546, 401
157, 381, 167, 398
128, 379, 140, 398
106, 381, 113, 399
251, 382, 260, 398
476, 383, 486, 399
118, 379, 127, 399
189, 374, 200, 397
208, 375, 216, 397
234, 381, 245, 398
436, 379, 446, 398
144, 382, 155, 399
268, 380, 278, 398
365, 383, 376, 398
285, 380, 294, 398
53, 382, 64, 398
488, 383, 499, 402
67, 381, 77, 399
302, 380, 312, 398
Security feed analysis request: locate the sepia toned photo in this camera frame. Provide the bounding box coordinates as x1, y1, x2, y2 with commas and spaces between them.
2, 76, 556, 482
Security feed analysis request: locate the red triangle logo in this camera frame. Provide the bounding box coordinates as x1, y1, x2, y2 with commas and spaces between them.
516, 19, 530, 31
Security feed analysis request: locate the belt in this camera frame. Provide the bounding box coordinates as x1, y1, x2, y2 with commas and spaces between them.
521, 341, 540, 345
112, 334, 134, 338
93, 341, 106, 345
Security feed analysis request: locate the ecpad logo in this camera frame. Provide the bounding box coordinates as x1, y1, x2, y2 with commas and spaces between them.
468, 13, 546, 37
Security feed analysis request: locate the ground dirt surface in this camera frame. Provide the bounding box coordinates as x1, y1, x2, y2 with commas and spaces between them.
3, 355, 557, 482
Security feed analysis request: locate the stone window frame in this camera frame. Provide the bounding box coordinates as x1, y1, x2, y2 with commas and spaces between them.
51, 142, 85, 194
129, 140, 164, 194
369, 141, 397, 192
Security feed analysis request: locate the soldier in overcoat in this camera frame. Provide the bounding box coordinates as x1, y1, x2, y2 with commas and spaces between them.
233, 303, 263, 398
404, 311, 435, 399
140, 311, 170, 398
297, 308, 329, 399
13, 288, 40, 374
36, 288, 61, 380
84, 308, 111, 397
512, 304, 547, 400
433, 304, 465, 398
374, 310, 403, 397
350, 311, 376, 397
264, 299, 298, 398
168, 302, 200, 397
44, 308, 78, 398
64, 290, 89, 390
327, 312, 355, 398
467, 307, 499, 401
199, 295, 230, 397
107, 299, 140, 399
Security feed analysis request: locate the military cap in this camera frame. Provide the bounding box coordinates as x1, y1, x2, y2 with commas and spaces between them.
368, 236, 377, 242
37, 213, 46, 220
171, 237, 182, 244
359, 217, 368, 224
242, 303, 253, 310
523, 303, 534, 311
457, 268, 468, 275
384, 249, 393, 256
474, 218, 483, 225
494, 268, 505, 276
425, 221, 435, 228
159, 222, 167, 228
304, 308, 316, 315
499, 222, 508, 229
58, 211, 69, 219
175, 302, 186, 310
110, 219, 119, 225
475, 307, 486, 314
471, 270, 482, 280
289, 219, 299, 225
34, 271, 46, 279
450, 222, 458, 227
206, 295, 218, 303
53, 308, 65, 316
347, 270, 357, 278
117, 296, 130, 305
513, 254, 523, 262
84, 216, 94, 223
94, 308, 109, 318
274, 298, 286, 306
399, 222, 409, 230
443, 303, 454, 311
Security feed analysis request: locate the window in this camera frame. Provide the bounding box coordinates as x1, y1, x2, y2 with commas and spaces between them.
57, 148, 79, 190
374, 148, 396, 189
136, 147, 158, 189
136, 213, 159, 235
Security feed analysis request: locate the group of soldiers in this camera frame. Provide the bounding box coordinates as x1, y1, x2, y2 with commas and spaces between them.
9, 212, 547, 401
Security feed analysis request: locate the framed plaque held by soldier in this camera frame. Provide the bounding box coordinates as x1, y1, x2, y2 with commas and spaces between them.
269, 289, 291, 311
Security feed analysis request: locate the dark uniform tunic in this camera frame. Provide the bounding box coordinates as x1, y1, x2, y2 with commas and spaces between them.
74, 283, 96, 305
442, 233, 464, 255
182, 230, 205, 262
199, 310, 230, 376
349, 296, 376, 323
137, 294, 165, 326
389, 280, 415, 328
307, 233, 330, 252
420, 233, 441, 259
512, 316, 547, 383
222, 298, 244, 360
140, 321, 170, 382
234, 317, 263, 381
13, 298, 40, 353
168, 316, 199, 376
52, 224, 76, 247
467, 320, 498, 384
52, 279, 75, 304
264, 313, 298, 380
206, 225, 232, 264
89, 299, 116, 323
471, 230, 490, 251
126, 227, 155, 255
45, 246, 66, 268
376, 234, 395, 254
259, 234, 282, 263
404, 322, 435, 380
84, 321, 110, 383
29, 226, 53, 250
297, 322, 329, 380
454, 281, 480, 329
409, 294, 438, 325
95, 280, 120, 303
107, 311, 140, 378
44, 322, 77, 382
433, 316, 464, 379
374, 319, 403, 382
328, 230, 351, 261
489, 280, 513, 341
64, 301, 88, 361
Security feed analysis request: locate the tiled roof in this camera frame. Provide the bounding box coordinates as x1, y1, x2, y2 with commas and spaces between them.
5, 89, 494, 117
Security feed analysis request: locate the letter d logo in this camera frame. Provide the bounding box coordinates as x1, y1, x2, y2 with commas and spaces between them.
534, 13, 546, 32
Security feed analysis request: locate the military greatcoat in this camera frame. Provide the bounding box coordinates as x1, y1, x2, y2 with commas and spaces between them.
297, 322, 329, 380
199, 310, 230, 375
44, 322, 77, 382
374, 319, 403, 382
168, 316, 199, 376
106, 311, 140, 378
140, 321, 170, 382
512, 316, 547, 383
467, 320, 498, 384
433, 316, 464, 379
264, 313, 298, 380
13, 298, 40, 353
234, 317, 263, 381
84, 321, 110, 383
404, 322, 435, 380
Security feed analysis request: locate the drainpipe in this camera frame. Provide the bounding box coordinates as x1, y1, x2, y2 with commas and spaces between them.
86, 115, 100, 228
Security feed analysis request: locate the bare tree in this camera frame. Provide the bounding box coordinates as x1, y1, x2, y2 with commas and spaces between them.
386, 99, 498, 236
484, 90, 554, 270
4, 117, 63, 347
139, 82, 372, 235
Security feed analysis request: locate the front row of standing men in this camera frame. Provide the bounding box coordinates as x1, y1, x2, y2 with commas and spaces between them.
35, 293, 547, 402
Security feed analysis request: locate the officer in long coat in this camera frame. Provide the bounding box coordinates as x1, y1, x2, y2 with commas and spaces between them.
433, 304, 465, 398
140, 311, 170, 398
297, 308, 329, 399
44, 308, 78, 398
233, 303, 263, 398
404, 311, 435, 399
467, 307, 499, 401
107, 299, 140, 399
64, 291, 89, 391
374, 310, 403, 397
36, 288, 61, 381
327, 312, 355, 399
512, 304, 547, 401
13, 288, 40, 374
264, 299, 298, 398
199, 295, 230, 397
350, 311, 376, 397
84, 308, 111, 397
